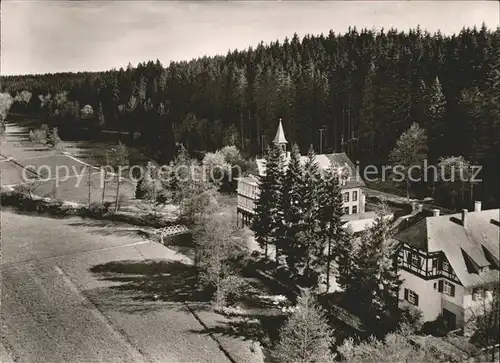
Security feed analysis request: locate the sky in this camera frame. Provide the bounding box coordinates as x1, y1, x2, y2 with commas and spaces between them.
1, 0, 499, 76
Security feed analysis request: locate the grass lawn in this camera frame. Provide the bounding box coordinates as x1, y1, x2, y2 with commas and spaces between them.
2, 210, 236, 363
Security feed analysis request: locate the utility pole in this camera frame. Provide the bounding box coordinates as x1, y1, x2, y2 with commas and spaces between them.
319, 127, 325, 154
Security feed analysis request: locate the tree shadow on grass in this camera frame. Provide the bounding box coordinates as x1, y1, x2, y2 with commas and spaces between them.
89, 259, 212, 314
188, 312, 286, 348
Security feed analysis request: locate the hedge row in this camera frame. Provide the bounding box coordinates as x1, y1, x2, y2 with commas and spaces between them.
0, 189, 177, 228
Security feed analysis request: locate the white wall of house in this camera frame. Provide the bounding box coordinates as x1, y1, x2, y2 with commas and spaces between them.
237, 181, 366, 217
341, 187, 363, 215
399, 269, 442, 322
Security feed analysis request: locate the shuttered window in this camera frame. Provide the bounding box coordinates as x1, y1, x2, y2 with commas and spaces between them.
444, 281, 455, 297
404, 288, 419, 306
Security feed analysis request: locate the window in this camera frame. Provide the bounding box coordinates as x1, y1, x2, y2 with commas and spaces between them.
432, 258, 438, 269
411, 253, 420, 267
442, 260, 449, 272
352, 206, 358, 214
443, 281, 455, 297
434, 283, 437, 290
353, 191, 358, 201
343, 207, 349, 215
343, 192, 349, 203
404, 288, 419, 306
406, 251, 412, 264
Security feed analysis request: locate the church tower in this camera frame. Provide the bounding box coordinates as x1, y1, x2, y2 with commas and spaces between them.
272, 118, 288, 154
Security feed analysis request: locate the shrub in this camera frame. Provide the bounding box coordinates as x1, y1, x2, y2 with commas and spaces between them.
219, 275, 248, 306
400, 301, 424, 333
84, 202, 110, 218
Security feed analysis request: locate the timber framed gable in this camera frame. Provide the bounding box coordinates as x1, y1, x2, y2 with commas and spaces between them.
397, 243, 462, 285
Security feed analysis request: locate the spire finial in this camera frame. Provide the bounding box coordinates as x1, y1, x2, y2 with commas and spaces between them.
273, 119, 288, 145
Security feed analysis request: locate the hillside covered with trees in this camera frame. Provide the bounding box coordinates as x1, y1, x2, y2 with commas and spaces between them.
2, 25, 499, 206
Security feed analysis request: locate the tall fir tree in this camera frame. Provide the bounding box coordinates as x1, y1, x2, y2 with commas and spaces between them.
319, 160, 351, 292
253, 144, 283, 260
350, 204, 402, 331
296, 145, 323, 286
278, 143, 305, 273
273, 289, 336, 363
425, 76, 446, 161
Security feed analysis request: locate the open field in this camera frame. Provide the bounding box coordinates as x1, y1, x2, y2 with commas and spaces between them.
1, 209, 264, 363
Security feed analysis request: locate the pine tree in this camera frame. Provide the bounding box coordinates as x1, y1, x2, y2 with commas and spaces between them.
253, 144, 283, 260
279, 143, 304, 273
425, 77, 446, 160
97, 102, 105, 127
319, 160, 350, 292
333, 218, 354, 294
296, 145, 323, 286
350, 205, 402, 329
273, 289, 336, 363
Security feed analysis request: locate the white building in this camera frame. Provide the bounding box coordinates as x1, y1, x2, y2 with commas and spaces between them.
394, 203, 500, 330
236, 120, 377, 231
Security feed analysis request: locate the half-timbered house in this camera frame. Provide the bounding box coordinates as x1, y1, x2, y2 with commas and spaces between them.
394, 203, 500, 330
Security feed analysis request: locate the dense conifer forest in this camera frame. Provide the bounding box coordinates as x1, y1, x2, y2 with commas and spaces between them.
2, 25, 499, 206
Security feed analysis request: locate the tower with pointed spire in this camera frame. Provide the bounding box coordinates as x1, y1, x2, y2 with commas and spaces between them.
273, 118, 288, 154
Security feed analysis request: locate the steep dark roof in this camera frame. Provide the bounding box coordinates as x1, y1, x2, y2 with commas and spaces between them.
255, 152, 365, 188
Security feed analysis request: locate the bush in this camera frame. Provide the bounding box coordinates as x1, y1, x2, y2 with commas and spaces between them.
219, 275, 248, 306
85, 202, 110, 218
400, 301, 424, 333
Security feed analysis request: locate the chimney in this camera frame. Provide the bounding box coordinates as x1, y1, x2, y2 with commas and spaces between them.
417, 204, 423, 213
433, 209, 440, 217
411, 201, 417, 213
461, 209, 468, 226
474, 201, 482, 212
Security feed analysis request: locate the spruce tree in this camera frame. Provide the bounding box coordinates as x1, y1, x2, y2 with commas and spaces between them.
425, 76, 446, 160
350, 204, 402, 330
253, 144, 283, 260
297, 145, 323, 286
97, 102, 105, 127
369, 207, 402, 326
273, 289, 336, 363
279, 143, 304, 273
319, 160, 351, 292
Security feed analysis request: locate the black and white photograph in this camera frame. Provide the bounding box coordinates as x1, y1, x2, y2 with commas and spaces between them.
0, 1, 499, 362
